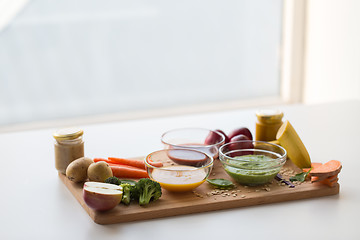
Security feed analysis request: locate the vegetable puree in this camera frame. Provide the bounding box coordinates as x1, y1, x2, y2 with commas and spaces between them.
151, 165, 207, 192
167, 149, 208, 166
224, 155, 281, 186
53, 128, 84, 174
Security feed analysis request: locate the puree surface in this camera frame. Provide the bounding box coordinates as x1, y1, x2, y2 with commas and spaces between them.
224, 155, 281, 186
151, 165, 207, 192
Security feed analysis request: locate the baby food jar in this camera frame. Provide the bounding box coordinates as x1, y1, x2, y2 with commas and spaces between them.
53, 127, 84, 174
255, 110, 284, 141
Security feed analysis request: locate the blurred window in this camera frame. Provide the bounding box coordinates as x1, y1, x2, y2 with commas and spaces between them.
0, 0, 283, 126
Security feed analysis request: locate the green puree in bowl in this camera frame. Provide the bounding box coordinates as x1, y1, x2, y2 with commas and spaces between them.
224, 155, 281, 186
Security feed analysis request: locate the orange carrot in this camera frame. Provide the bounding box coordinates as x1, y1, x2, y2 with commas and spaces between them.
108, 157, 163, 169
93, 158, 109, 162
311, 174, 338, 183
110, 164, 149, 179
327, 174, 338, 181
320, 176, 338, 188
94, 157, 107, 162
310, 160, 342, 178
302, 162, 323, 172
93, 158, 118, 164
303, 161, 342, 177
302, 160, 342, 187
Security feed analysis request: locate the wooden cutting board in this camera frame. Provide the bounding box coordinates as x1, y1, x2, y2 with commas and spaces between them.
59, 158, 339, 225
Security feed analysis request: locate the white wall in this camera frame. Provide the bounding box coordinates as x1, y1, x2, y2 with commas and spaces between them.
0, 0, 29, 31
304, 0, 360, 103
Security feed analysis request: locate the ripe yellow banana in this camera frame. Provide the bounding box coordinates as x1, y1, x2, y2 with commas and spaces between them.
275, 120, 312, 169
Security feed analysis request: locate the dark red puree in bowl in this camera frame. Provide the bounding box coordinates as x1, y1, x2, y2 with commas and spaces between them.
167, 149, 208, 167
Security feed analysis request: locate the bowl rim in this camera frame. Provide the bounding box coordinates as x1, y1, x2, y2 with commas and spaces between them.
144, 148, 214, 171
160, 127, 225, 148
218, 140, 287, 168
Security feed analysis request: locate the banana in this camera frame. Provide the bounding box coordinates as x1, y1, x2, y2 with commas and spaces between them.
275, 120, 312, 169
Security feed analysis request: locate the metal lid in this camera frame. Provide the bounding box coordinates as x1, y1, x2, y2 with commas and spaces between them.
256, 109, 284, 124
53, 127, 83, 140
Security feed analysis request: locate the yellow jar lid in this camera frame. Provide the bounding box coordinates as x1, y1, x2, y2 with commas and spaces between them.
256, 109, 284, 124
53, 127, 83, 140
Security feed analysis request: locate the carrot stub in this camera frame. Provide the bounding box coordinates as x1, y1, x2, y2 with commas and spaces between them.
110, 164, 149, 179
93, 158, 118, 165
108, 157, 163, 169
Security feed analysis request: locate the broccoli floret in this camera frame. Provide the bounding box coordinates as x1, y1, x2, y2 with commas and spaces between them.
130, 184, 139, 200
104, 176, 121, 185
120, 183, 132, 205
135, 178, 162, 206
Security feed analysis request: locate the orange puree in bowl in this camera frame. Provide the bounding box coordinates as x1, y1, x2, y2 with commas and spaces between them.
151, 165, 207, 192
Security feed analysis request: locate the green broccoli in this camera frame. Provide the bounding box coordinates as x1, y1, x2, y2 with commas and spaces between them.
135, 178, 162, 206
120, 183, 132, 205
130, 184, 139, 200
104, 176, 121, 185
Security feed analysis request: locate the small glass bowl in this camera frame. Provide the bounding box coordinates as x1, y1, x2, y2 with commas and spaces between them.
219, 140, 287, 186
161, 128, 225, 158
145, 149, 213, 192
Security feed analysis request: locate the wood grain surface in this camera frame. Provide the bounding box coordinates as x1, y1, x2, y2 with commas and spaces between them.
59, 158, 340, 225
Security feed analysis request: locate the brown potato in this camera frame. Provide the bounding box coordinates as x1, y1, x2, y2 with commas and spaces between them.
87, 161, 113, 182
66, 157, 94, 182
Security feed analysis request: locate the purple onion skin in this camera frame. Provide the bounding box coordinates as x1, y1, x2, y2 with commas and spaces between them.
205, 129, 229, 145
214, 129, 230, 144
228, 127, 253, 141
205, 131, 222, 145
275, 174, 295, 188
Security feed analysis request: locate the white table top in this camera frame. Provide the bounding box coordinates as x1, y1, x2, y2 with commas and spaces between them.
1, 100, 359, 240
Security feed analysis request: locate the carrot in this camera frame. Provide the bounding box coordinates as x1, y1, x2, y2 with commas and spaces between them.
311, 175, 338, 187
320, 176, 338, 188
310, 160, 342, 178
94, 158, 122, 165
302, 162, 323, 172
93, 158, 110, 163
108, 157, 163, 169
327, 174, 338, 181
94, 157, 107, 162
302, 160, 342, 187
311, 174, 338, 183
110, 164, 149, 179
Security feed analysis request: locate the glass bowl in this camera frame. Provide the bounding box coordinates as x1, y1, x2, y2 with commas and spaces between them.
145, 149, 213, 192
161, 128, 225, 158
219, 140, 287, 186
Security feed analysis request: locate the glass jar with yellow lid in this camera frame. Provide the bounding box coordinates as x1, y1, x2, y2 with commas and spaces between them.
255, 110, 284, 141
53, 127, 84, 174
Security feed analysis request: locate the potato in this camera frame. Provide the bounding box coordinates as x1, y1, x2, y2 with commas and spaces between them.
87, 161, 113, 182
66, 157, 94, 182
